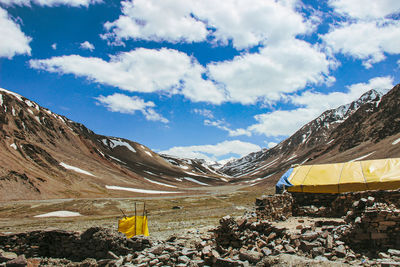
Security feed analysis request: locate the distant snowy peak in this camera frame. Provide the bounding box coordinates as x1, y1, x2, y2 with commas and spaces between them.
220, 87, 390, 177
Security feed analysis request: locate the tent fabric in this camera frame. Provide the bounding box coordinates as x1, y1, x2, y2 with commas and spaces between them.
280, 158, 400, 193
118, 216, 149, 238
275, 168, 294, 193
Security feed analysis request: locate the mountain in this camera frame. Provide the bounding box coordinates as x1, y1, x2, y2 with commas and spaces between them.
0, 88, 228, 201
221, 85, 400, 184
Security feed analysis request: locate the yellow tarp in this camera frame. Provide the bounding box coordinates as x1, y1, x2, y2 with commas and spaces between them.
118, 216, 149, 238
287, 158, 400, 193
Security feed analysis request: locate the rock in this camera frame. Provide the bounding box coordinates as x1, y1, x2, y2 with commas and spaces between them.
157, 254, 170, 263
215, 257, 241, 267
0, 252, 17, 262
178, 255, 191, 264
239, 249, 262, 263
181, 248, 196, 258
149, 258, 159, 265
107, 251, 119, 259
202, 245, 212, 257
301, 232, 318, 241
326, 235, 333, 249
261, 248, 272, 256
379, 252, 390, 259
284, 244, 296, 254
388, 249, 400, 257
149, 245, 164, 255
300, 241, 320, 251
334, 245, 346, 258
5, 255, 27, 267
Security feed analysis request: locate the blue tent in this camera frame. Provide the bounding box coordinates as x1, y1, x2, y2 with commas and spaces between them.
275, 168, 293, 193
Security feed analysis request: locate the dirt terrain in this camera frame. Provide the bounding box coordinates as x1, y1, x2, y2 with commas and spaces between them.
0, 185, 272, 240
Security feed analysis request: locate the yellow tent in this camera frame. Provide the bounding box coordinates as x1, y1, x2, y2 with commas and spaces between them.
118, 215, 149, 238
281, 158, 400, 193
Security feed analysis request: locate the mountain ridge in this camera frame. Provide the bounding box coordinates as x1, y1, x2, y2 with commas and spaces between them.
0, 88, 229, 201
220, 85, 400, 181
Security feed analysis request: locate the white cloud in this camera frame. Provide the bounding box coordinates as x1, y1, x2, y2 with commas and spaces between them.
208, 39, 336, 104
159, 140, 261, 161
0, 0, 101, 7
267, 142, 277, 149
103, 0, 311, 49
51, 43, 57, 50
329, 0, 400, 19
0, 7, 31, 59
29, 48, 226, 104
204, 119, 252, 137
244, 76, 394, 137
193, 108, 214, 119
96, 93, 168, 123
322, 20, 400, 68
80, 41, 94, 51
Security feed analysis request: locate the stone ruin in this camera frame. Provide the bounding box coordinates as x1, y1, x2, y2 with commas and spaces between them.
0, 189, 400, 266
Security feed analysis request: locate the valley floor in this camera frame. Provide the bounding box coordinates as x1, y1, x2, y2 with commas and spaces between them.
0, 184, 273, 240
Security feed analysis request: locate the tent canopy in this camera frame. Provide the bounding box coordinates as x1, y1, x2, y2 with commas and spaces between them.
277, 158, 400, 193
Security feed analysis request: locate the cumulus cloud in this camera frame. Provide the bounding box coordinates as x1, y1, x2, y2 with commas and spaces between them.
322, 21, 400, 68
209, 39, 336, 104
96, 93, 168, 123
0, 7, 31, 59
204, 119, 252, 137
80, 41, 94, 51
159, 140, 261, 161
329, 0, 400, 19
242, 76, 394, 137
0, 0, 101, 7
102, 0, 311, 49
29, 48, 226, 104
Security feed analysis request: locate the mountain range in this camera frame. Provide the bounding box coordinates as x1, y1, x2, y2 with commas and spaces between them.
1, 83, 400, 200
221, 84, 400, 187
0, 88, 228, 201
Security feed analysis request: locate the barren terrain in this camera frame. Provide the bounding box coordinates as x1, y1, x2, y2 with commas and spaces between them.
0, 185, 272, 240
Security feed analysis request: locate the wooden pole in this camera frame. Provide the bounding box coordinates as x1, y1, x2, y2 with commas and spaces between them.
142, 202, 146, 234
134, 202, 137, 236
119, 208, 127, 219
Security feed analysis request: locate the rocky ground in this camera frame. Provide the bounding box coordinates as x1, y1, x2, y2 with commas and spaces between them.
1, 192, 400, 266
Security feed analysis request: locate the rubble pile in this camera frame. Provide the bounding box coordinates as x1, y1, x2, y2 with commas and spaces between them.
0, 227, 150, 262
255, 193, 293, 221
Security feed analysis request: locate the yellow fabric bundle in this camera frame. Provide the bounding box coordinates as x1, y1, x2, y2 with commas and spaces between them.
118, 216, 149, 238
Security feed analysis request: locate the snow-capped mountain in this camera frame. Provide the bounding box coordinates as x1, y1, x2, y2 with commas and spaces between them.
220, 86, 400, 180
0, 88, 229, 201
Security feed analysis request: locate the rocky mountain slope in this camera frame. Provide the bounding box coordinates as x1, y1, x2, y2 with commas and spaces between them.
0, 88, 228, 201
221, 84, 400, 183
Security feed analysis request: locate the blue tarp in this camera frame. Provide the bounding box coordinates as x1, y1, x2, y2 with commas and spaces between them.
276, 168, 294, 193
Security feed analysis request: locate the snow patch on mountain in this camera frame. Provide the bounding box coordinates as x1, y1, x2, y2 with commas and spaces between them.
60, 162, 95, 177
184, 177, 209, 186
144, 178, 177, 188
106, 185, 179, 194
102, 138, 136, 153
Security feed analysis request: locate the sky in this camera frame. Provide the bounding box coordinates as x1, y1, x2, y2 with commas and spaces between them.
0, 0, 399, 163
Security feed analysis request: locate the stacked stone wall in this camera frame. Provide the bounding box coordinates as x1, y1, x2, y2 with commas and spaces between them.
0, 227, 150, 262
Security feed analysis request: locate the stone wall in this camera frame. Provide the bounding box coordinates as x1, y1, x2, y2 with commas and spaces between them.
255, 189, 400, 253
340, 198, 400, 251
0, 227, 150, 261
255, 192, 293, 221
291, 189, 400, 217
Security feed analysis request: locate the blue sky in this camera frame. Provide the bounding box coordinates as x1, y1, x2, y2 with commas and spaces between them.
0, 0, 399, 163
